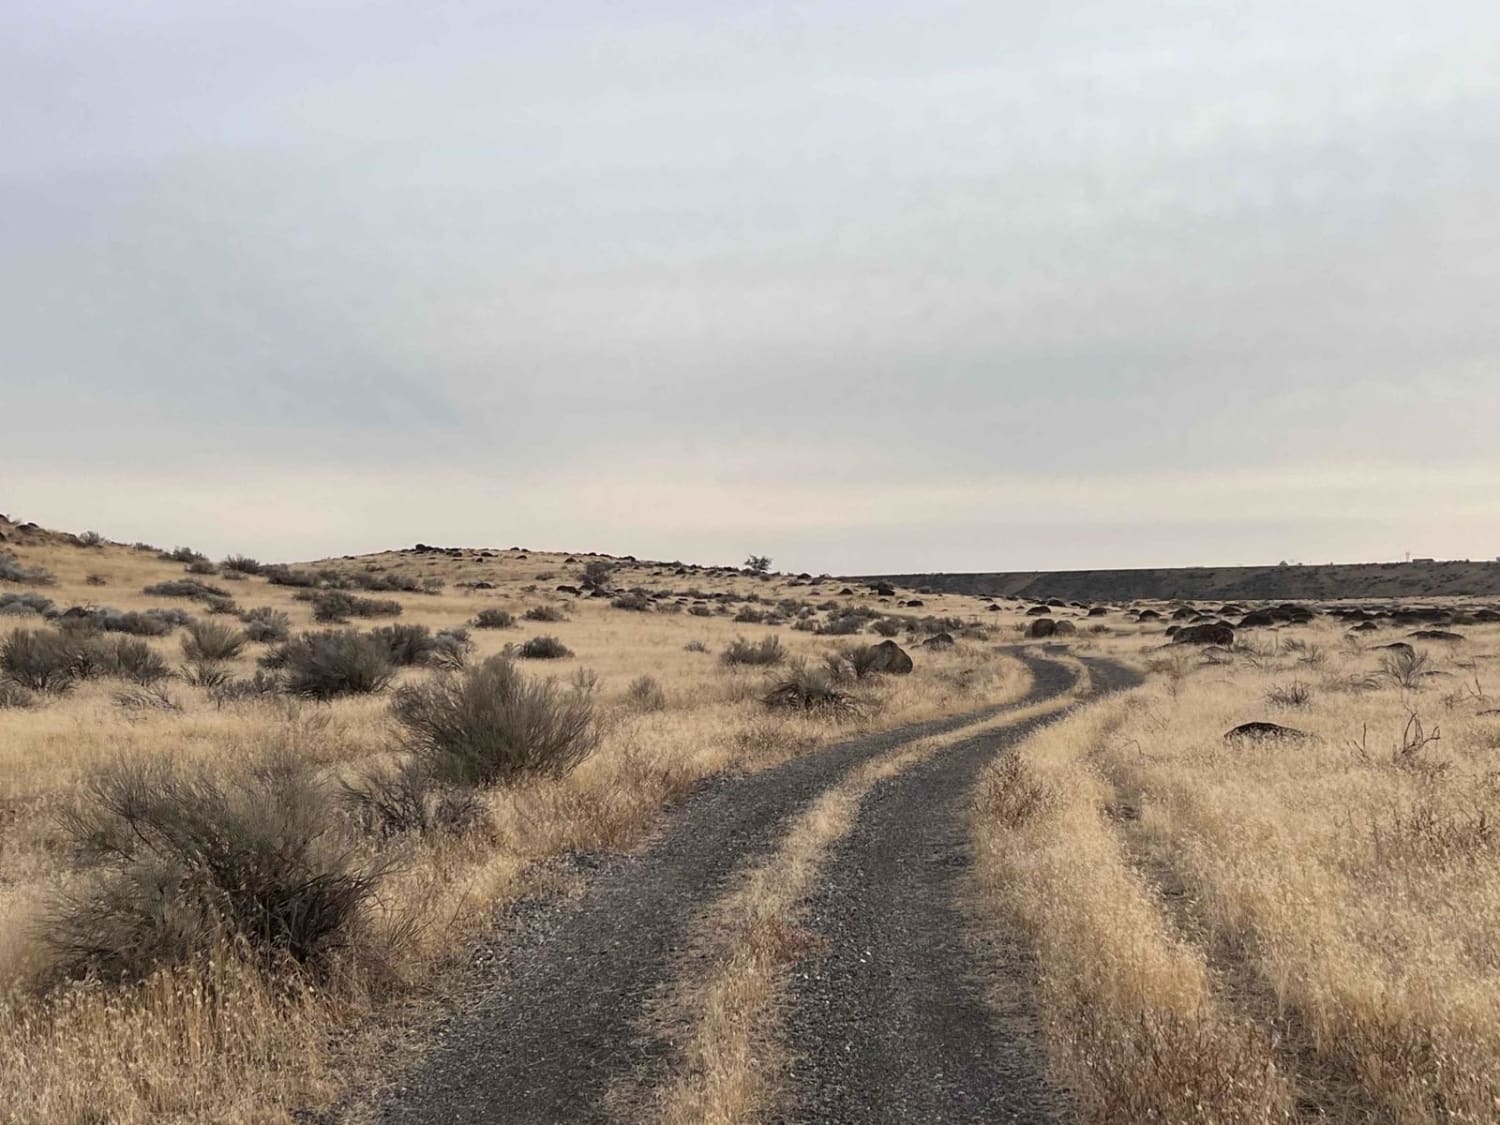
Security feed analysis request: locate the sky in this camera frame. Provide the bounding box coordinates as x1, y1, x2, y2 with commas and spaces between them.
4, 1, 1499, 573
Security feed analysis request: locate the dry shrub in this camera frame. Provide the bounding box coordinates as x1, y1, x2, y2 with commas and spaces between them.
100, 636, 172, 685
518, 635, 571, 659
472, 607, 516, 629
222, 555, 263, 575
241, 606, 291, 643
721, 635, 784, 667
1265, 680, 1313, 708
0, 551, 55, 585
112, 685, 182, 712
0, 679, 37, 708
273, 631, 394, 699
310, 591, 402, 623
523, 605, 567, 623
48, 752, 388, 980
182, 618, 246, 663
143, 578, 229, 601
339, 759, 484, 838
1383, 647, 1431, 689
1, 627, 81, 691
392, 655, 597, 786
763, 661, 859, 717
623, 674, 668, 712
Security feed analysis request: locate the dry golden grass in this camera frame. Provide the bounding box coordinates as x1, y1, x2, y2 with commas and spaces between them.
972, 616, 1500, 1124
0, 527, 1025, 1123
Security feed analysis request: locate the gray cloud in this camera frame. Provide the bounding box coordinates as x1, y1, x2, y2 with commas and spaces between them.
4, 1, 1498, 569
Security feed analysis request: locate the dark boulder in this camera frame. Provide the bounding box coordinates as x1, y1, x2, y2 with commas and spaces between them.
922, 632, 956, 649
1027, 618, 1058, 639
1087, 606, 1109, 617
1239, 610, 1276, 628
1026, 605, 1052, 617
1052, 620, 1077, 637
868, 640, 914, 674
1409, 630, 1465, 642
1225, 722, 1311, 743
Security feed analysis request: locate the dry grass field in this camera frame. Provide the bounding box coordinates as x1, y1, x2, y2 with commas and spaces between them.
5, 514, 1499, 1123
0, 517, 1021, 1123
972, 615, 1500, 1123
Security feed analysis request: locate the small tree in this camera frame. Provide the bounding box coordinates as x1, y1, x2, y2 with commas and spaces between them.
745, 554, 772, 575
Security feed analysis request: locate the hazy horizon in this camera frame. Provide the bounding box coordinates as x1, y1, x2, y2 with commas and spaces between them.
5, 2, 1499, 574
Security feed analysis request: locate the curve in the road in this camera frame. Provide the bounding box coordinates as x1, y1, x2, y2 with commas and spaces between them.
380, 654, 1079, 1125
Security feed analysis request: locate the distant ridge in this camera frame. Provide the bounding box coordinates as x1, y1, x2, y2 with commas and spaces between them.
854, 560, 1500, 602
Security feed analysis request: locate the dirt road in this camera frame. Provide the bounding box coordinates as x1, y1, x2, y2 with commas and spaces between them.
379, 653, 1137, 1124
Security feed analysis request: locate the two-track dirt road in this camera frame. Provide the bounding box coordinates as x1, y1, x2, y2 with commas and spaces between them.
379, 652, 1140, 1124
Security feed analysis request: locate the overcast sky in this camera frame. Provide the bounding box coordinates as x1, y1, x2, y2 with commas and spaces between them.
4, 1, 1498, 572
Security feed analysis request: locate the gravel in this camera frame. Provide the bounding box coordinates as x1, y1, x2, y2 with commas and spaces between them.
780, 657, 1143, 1124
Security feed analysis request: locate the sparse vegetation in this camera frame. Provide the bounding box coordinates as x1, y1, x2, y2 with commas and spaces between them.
6, 516, 1496, 1125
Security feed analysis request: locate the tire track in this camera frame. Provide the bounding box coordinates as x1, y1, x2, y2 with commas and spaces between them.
780, 657, 1141, 1124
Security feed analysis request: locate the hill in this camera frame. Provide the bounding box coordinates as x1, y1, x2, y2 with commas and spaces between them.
856, 559, 1500, 602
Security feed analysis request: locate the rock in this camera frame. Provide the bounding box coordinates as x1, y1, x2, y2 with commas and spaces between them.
922, 633, 956, 649
1052, 620, 1077, 636
987, 604, 1001, 612
1409, 630, 1465, 642
1352, 621, 1378, 632
1239, 610, 1276, 628
1025, 605, 1052, 616
873, 583, 896, 597
868, 640, 913, 674
1376, 642, 1415, 656
1137, 609, 1161, 621
1027, 618, 1057, 639
555, 585, 581, 595
1087, 606, 1109, 617
1174, 623, 1235, 646
1225, 722, 1311, 743
904, 599, 924, 608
